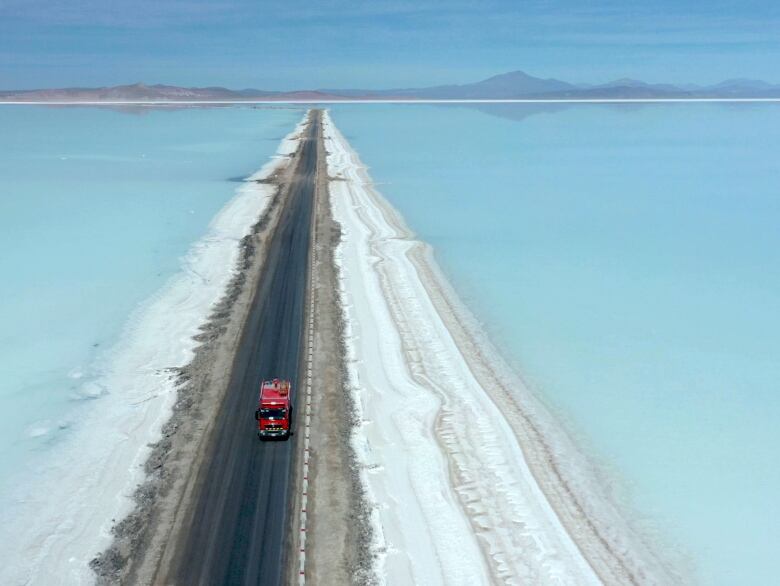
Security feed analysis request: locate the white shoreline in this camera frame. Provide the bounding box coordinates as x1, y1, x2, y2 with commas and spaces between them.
323, 110, 685, 584
1, 98, 780, 105
0, 115, 308, 585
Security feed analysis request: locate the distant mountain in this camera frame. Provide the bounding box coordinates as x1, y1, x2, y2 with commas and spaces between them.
323, 70, 576, 99
0, 82, 239, 101
322, 70, 780, 99
705, 78, 780, 96
590, 78, 684, 93
533, 84, 691, 99
0, 82, 343, 102
2, 70, 779, 102
711, 78, 775, 90
403, 70, 576, 99
551, 76, 780, 98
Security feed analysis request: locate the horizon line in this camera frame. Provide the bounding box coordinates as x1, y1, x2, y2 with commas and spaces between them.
2, 98, 780, 105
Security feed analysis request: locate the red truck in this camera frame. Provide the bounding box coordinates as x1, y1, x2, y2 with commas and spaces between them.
255, 378, 293, 440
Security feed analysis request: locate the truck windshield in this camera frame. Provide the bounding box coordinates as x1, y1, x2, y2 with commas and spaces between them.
260, 408, 287, 420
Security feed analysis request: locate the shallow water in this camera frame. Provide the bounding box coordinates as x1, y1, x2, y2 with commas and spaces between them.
329, 103, 780, 585
0, 104, 303, 499
2, 103, 778, 584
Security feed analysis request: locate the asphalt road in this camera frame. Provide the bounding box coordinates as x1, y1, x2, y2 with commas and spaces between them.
170, 112, 319, 585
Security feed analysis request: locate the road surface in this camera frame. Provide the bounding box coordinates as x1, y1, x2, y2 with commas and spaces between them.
169, 111, 319, 585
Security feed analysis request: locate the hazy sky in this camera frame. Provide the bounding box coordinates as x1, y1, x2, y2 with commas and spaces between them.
1, 0, 779, 89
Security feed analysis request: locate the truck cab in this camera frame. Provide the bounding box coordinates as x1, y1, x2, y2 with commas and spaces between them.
256, 378, 293, 440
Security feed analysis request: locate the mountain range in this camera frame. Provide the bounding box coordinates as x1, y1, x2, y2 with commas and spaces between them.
2, 70, 779, 102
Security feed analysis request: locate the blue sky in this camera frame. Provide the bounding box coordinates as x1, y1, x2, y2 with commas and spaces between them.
1, 0, 779, 89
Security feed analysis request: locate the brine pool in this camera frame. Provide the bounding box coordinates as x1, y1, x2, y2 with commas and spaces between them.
329, 102, 780, 585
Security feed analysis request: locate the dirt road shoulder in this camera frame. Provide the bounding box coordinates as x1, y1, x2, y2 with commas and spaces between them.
298, 115, 375, 585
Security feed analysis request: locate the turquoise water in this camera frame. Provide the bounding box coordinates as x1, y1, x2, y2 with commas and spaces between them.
329, 103, 780, 585
0, 105, 303, 489
2, 103, 777, 583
